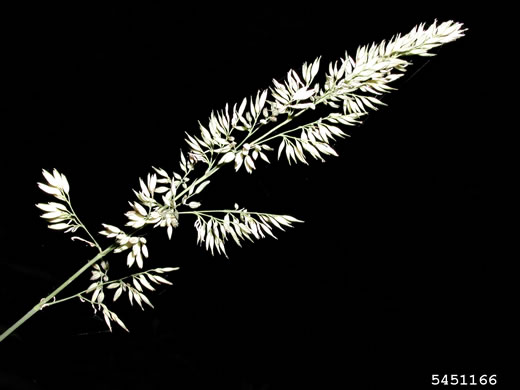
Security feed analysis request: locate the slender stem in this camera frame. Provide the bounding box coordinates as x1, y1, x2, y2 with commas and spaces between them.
236, 116, 263, 147
252, 105, 315, 146
256, 117, 324, 145
66, 194, 103, 252
178, 209, 246, 215
179, 209, 289, 216
75, 294, 98, 306
243, 116, 292, 147
46, 268, 154, 307
173, 166, 220, 203
0, 245, 114, 343
46, 292, 83, 306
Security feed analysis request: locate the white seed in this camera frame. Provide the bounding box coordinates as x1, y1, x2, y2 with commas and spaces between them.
38, 183, 61, 197
113, 286, 123, 302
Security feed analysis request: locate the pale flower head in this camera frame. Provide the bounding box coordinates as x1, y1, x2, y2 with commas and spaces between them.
37, 168, 70, 201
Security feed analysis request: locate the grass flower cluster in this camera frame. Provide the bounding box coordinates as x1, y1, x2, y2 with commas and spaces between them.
0, 20, 465, 341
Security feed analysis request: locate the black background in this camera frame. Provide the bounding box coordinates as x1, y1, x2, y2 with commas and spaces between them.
0, 3, 515, 390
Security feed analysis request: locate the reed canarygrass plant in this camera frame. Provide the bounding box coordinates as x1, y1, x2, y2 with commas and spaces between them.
0, 20, 465, 342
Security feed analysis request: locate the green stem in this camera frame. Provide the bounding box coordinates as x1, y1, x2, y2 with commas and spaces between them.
178, 209, 247, 215
244, 116, 292, 146
236, 115, 263, 147
257, 118, 322, 145
47, 268, 154, 307
66, 194, 103, 252
252, 106, 315, 146
174, 166, 220, 203
179, 209, 289, 217
0, 245, 114, 343
46, 292, 83, 306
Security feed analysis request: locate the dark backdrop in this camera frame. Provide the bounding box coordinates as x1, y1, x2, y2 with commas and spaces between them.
1, 4, 515, 390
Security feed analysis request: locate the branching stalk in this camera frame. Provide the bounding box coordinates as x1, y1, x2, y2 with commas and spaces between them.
0, 246, 114, 342
0, 20, 465, 342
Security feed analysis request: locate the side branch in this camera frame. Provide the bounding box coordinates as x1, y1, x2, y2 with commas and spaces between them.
0, 246, 115, 342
